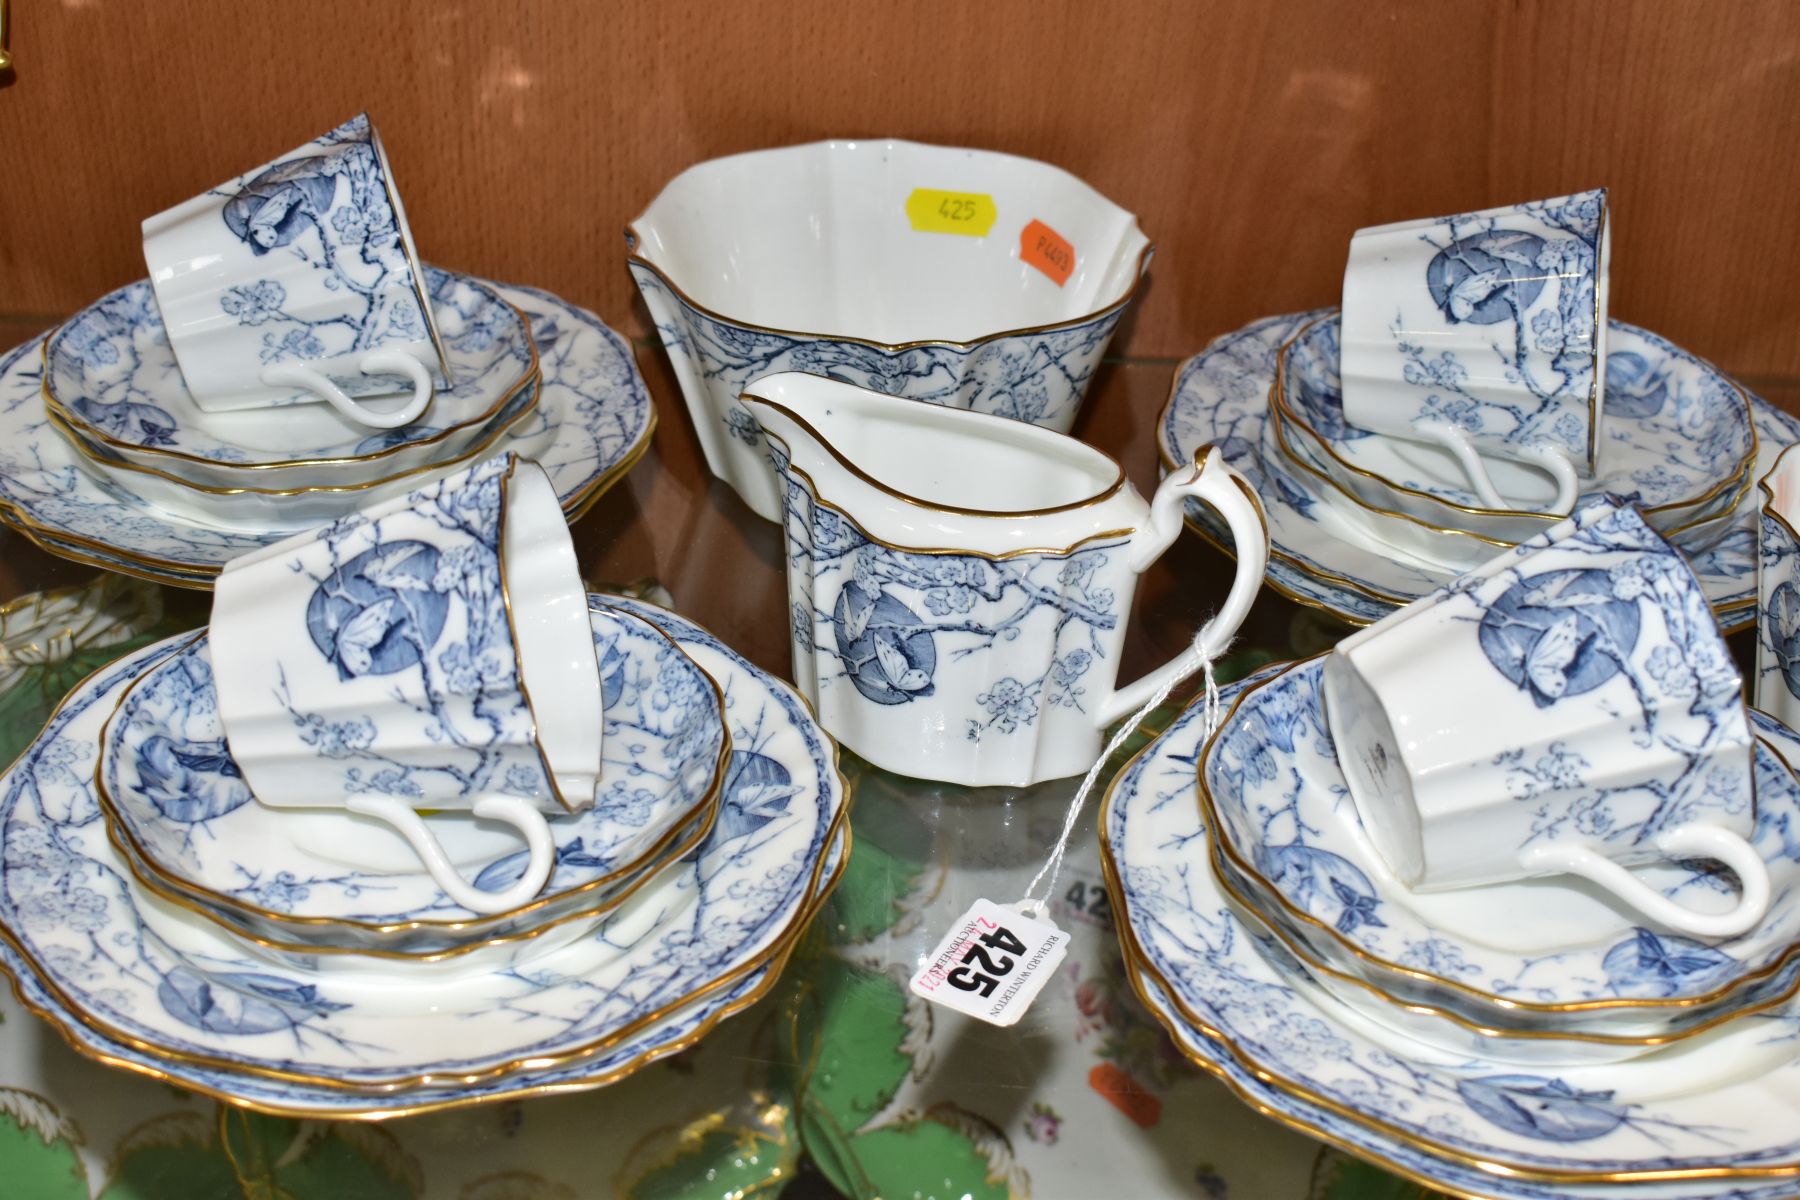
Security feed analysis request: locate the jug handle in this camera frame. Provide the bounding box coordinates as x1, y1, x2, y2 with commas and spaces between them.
1097, 445, 1269, 724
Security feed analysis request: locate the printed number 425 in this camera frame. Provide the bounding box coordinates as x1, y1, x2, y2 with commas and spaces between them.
938, 197, 979, 221
947, 925, 1029, 998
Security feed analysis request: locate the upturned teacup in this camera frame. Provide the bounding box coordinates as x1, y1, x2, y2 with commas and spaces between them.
1323, 499, 1766, 938
1339, 189, 1610, 514
209, 453, 602, 912
142, 113, 450, 428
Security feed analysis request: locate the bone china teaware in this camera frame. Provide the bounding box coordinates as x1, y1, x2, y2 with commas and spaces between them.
629, 138, 1152, 521
742, 371, 1267, 787
142, 113, 450, 428
1323, 499, 1766, 938
208, 453, 602, 913
1758, 444, 1800, 731
1339, 189, 1610, 514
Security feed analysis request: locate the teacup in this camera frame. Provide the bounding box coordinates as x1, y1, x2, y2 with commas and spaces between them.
142, 113, 450, 429
741, 372, 1268, 787
1322, 499, 1766, 938
1757, 444, 1800, 731
1339, 189, 1610, 515
209, 453, 602, 913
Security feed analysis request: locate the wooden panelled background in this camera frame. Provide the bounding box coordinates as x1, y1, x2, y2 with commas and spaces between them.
2, 0, 1798, 391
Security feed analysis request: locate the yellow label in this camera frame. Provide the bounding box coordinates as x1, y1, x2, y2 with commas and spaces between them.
905, 188, 998, 237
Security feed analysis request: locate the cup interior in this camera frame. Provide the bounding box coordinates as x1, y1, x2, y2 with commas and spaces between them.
631, 139, 1149, 344
749, 373, 1122, 513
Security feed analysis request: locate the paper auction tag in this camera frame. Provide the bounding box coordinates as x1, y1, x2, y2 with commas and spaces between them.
909, 898, 1069, 1026
1020, 218, 1075, 286
905, 188, 998, 237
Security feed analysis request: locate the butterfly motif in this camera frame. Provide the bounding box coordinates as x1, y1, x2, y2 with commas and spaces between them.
840, 583, 877, 643
1523, 614, 1590, 705
1329, 877, 1385, 934
1629, 928, 1732, 980
332, 597, 404, 678
874, 636, 931, 693
358, 543, 433, 591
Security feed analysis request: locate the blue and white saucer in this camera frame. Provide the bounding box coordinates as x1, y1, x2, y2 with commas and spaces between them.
45, 269, 540, 490
1107, 668, 1800, 1196
0, 596, 846, 1110
1202, 657, 1800, 1039
98, 606, 728, 959
0, 278, 654, 587
1276, 313, 1757, 536
1158, 311, 1797, 629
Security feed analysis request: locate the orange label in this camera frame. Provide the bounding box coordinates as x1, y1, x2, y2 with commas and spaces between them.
1021, 219, 1076, 286
1088, 1063, 1161, 1128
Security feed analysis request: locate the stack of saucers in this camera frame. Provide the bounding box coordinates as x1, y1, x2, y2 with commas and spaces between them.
1159, 190, 1794, 632
44, 267, 547, 534
2, 114, 653, 588
1105, 505, 1800, 1198
0, 594, 847, 1116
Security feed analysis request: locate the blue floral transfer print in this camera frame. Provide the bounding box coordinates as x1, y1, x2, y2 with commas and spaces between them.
101, 609, 727, 951
1393, 190, 1606, 464
1759, 507, 1800, 720
214, 114, 433, 377
271, 456, 557, 807
0, 600, 844, 1094
1107, 670, 1800, 1184
770, 445, 1123, 747
3, 277, 654, 583
1198, 652, 1800, 1042
304, 540, 450, 679
1477, 568, 1641, 707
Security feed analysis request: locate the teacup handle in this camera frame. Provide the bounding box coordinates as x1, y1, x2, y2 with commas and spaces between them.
1519, 824, 1771, 939
1413, 420, 1579, 515
259, 348, 434, 429
345, 793, 557, 915
1096, 446, 1269, 724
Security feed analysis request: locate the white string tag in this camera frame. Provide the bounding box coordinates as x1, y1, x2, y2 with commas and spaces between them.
910, 627, 1230, 1027
908, 897, 1069, 1026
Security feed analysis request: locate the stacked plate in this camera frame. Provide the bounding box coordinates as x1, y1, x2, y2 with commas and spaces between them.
0, 269, 654, 588
1158, 309, 1798, 630
1105, 662, 1800, 1198
0, 595, 847, 1117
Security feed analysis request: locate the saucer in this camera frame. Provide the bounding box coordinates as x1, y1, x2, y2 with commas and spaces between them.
1274, 313, 1756, 537
0, 279, 655, 587
1201, 657, 1800, 1037
1157, 310, 1796, 629
1131, 972, 1800, 1200
0, 596, 846, 1099
98, 607, 727, 957
45, 270, 539, 490
1106, 673, 1800, 1187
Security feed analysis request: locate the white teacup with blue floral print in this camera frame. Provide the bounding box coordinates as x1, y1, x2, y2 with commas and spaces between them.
1339, 189, 1610, 515
1324, 499, 1767, 938
743, 371, 1267, 788
209, 453, 602, 914
142, 113, 451, 428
